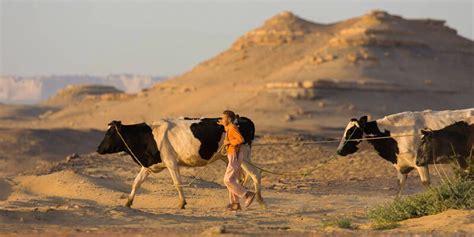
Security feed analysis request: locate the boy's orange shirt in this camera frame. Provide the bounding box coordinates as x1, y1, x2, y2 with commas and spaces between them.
225, 124, 244, 155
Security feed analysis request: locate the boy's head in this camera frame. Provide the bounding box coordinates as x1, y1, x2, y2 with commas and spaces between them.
221, 110, 236, 126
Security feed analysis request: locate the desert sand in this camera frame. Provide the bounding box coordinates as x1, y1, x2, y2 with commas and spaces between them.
1, 135, 473, 236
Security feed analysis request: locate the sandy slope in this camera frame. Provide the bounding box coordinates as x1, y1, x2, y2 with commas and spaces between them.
397, 209, 474, 233
0, 127, 103, 177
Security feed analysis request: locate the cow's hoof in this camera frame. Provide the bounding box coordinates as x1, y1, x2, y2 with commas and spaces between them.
256, 194, 267, 209
125, 199, 133, 208
179, 201, 187, 209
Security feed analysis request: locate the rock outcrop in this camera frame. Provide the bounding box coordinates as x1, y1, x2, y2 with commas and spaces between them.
41, 84, 124, 107
232, 11, 322, 50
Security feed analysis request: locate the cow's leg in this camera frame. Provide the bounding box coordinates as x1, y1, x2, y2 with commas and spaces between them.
455, 155, 468, 170
241, 171, 251, 187
157, 134, 187, 209
126, 167, 151, 207
416, 165, 431, 187
396, 171, 408, 197
239, 146, 265, 207
241, 161, 265, 207
166, 162, 187, 209
396, 166, 415, 197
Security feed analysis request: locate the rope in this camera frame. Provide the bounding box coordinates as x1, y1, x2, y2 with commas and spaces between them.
241, 133, 420, 177
114, 124, 419, 181
183, 144, 227, 186
250, 133, 418, 147
114, 125, 148, 170
114, 124, 230, 186
243, 159, 323, 177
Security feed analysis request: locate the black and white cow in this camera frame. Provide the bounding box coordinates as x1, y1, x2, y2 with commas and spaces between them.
96, 117, 265, 209
336, 109, 474, 195
416, 121, 474, 168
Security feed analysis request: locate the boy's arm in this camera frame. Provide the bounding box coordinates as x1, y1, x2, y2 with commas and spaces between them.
228, 126, 244, 146
223, 126, 230, 144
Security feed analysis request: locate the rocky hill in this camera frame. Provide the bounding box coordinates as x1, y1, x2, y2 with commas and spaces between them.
18, 10, 474, 135
41, 84, 126, 107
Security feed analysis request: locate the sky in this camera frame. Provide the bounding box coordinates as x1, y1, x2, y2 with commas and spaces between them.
1, 0, 473, 77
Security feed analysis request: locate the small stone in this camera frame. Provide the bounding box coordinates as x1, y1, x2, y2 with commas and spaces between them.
207, 225, 226, 234
313, 56, 325, 64
295, 108, 305, 115
283, 114, 294, 122
66, 153, 80, 162
296, 184, 311, 189
346, 53, 358, 63
119, 194, 127, 199
324, 54, 336, 61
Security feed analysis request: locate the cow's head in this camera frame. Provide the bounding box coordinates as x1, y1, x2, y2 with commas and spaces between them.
416, 129, 435, 166
336, 116, 367, 156
96, 120, 126, 154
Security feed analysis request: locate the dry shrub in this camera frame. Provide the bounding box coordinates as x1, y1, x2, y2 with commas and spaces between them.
368, 156, 474, 229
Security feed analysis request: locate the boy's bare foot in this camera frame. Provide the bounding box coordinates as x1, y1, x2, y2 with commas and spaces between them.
226, 203, 241, 211
244, 191, 255, 208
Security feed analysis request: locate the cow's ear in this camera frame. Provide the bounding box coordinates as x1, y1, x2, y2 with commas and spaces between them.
109, 120, 122, 127
358, 116, 368, 128
421, 129, 430, 136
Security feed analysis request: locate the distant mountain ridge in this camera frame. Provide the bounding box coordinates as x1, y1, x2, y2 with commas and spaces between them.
0, 74, 165, 104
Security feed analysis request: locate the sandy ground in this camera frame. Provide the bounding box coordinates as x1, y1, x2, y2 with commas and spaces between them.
1, 135, 472, 236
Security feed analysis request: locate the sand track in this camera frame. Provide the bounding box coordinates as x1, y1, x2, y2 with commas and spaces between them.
1, 138, 472, 236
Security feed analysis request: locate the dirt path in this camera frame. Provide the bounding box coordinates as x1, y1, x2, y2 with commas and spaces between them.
0, 137, 472, 236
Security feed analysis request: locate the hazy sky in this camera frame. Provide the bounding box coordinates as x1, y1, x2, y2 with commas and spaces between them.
1, 0, 473, 77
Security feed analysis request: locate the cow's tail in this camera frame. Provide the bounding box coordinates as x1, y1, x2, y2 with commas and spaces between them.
248, 117, 255, 146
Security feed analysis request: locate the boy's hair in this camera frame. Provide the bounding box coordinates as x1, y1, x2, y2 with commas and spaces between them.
223, 110, 236, 121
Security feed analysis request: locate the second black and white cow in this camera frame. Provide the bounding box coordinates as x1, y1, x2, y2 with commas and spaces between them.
336, 108, 474, 195
96, 117, 265, 209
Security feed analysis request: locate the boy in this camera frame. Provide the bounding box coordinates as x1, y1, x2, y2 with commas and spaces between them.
218, 110, 255, 211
